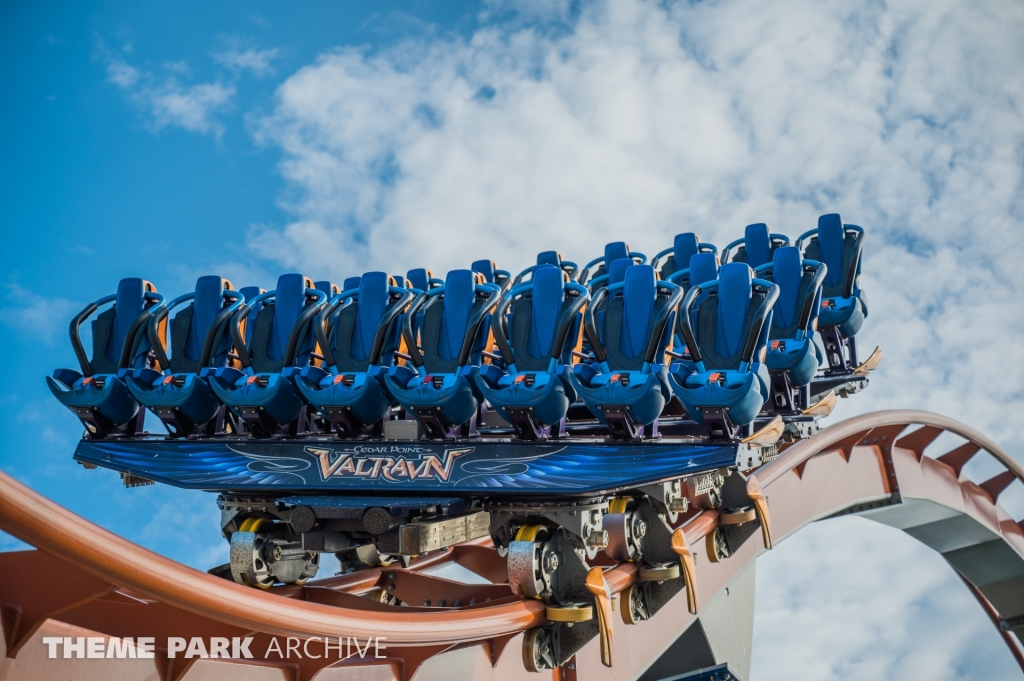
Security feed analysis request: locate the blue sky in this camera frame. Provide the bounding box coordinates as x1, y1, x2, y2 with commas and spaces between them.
2, 0, 1023, 679
0, 0, 490, 555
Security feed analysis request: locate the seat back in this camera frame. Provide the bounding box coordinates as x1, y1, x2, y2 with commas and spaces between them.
238, 286, 265, 345
766, 247, 823, 339
471, 259, 511, 292
500, 266, 584, 371
537, 251, 561, 268
314, 281, 342, 338
592, 265, 676, 371
580, 241, 644, 285
406, 268, 435, 292
326, 272, 404, 372
315, 281, 341, 298
689, 252, 719, 288
654, 233, 717, 280
167, 276, 235, 373
90, 278, 159, 374
724, 223, 791, 268
471, 259, 496, 283
607, 258, 634, 287
248, 274, 318, 373
416, 270, 497, 374
514, 252, 580, 286
684, 263, 775, 371
671, 252, 720, 290
798, 214, 863, 299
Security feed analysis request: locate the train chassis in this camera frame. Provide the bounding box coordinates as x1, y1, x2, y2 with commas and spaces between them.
214, 463, 770, 672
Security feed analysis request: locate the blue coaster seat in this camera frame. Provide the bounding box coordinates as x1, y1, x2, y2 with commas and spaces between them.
796, 214, 867, 372
236, 286, 266, 348
579, 242, 646, 288
125, 276, 244, 436
314, 281, 343, 345
665, 252, 721, 289
652, 233, 718, 281
755, 248, 826, 389
385, 270, 502, 438
471, 259, 512, 294
722, 223, 791, 268
797, 214, 866, 337
406, 268, 443, 292
514, 251, 580, 285
295, 273, 415, 436
569, 265, 683, 439
664, 252, 720, 353
47, 278, 164, 437
671, 263, 779, 439
208, 274, 327, 436
473, 266, 588, 439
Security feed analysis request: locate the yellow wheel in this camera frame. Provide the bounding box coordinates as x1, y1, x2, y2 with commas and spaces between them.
238, 516, 269, 533
620, 584, 649, 625
545, 605, 593, 622
608, 497, 632, 514
639, 564, 680, 582
522, 628, 553, 673
720, 509, 757, 525
515, 524, 550, 542
706, 528, 730, 563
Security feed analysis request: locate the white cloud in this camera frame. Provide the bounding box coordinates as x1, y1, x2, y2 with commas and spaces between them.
753, 516, 1021, 679
0, 282, 78, 346
212, 38, 279, 78
251, 0, 1024, 446
248, 0, 1024, 677
106, 59, 139, 88
106, 55, 235, 136
144, 81, 235, 134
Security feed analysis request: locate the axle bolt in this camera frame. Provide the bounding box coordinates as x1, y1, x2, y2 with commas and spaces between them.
634, 519, 647, 539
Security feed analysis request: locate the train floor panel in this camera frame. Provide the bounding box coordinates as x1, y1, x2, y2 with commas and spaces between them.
74, 436, 744, 497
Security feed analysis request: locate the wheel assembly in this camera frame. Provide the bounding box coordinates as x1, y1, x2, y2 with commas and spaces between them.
230, 517, 320, 588
705, 527, 732, 564
620, 583, 650, 625
522, 627, 556, 673
507, 525, 553, 599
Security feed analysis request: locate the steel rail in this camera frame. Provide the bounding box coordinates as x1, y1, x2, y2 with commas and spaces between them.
748, 408, 1024, 673
753, 408, 1024, 488
0, 469, 546, 646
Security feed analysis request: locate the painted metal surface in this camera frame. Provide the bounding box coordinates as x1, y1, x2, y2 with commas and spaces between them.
74, 438, 737, 495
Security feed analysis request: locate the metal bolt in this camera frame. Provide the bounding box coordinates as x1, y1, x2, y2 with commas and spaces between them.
388, 583, 395, 591
544, 552, 560, 573
388, 572, 396, 579
634, 519, 647, 539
